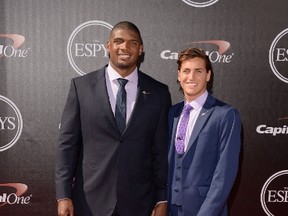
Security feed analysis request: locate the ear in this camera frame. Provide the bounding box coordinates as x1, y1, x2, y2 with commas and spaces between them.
139, 45, 144, 56
177, 70, 181, 81
106, 40, 110, 52
206, 70, 211, 82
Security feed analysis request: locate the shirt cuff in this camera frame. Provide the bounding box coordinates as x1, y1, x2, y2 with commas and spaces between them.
156, 200, 167, 206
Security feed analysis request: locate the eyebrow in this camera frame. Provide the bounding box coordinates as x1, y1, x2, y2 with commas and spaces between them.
181, 67, 204, 71
113, 37, 140, 43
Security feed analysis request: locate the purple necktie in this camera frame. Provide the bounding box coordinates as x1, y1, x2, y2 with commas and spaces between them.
175, 104, 193, 154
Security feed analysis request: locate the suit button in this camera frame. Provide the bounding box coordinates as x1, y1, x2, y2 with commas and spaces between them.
178, 155, 183, 159
177, 166, 181, 170
174, 189, 179, 193
176, 177, 181, 181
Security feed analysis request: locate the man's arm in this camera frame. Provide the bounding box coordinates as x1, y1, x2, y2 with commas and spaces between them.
197, 107, 241, 215
152, 86, 172, 202
55, 79, 82, 201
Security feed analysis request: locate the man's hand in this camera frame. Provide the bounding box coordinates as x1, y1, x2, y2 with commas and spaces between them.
151, 202, 167, 216
57, 199, 74, 216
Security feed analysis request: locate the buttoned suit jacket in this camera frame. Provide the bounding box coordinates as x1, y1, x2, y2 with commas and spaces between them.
168, 94, 241, 216
55, 66, 171, 216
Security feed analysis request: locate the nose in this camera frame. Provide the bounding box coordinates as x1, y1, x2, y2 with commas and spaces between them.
188, 71, 195, 80
120, 41, 129, 50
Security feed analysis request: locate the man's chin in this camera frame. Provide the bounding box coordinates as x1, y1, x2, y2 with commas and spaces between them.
116, 63, 133, 70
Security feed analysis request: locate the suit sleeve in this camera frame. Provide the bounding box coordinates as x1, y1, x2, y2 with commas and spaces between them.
197, 107, 241, 216
152, 85, 172, 203
55, 79, 82, 200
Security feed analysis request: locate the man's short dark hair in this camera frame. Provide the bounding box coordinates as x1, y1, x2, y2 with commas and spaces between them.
111, 21, 143, 45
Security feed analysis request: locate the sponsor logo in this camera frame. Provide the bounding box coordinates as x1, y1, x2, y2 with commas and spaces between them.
260, 170, 288, 215
269, 28, 288, 83
182, 0, 220, 8
0, 183, 31, 207
0, 95, 23, 152
0, 34, 30, 58
67, 20, 113, 76
256, 117, 288, 136
160, 40, 234, 63
256, 125, 288, 136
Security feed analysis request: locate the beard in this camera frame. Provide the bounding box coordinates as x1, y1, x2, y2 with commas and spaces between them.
115, 60, 137, 71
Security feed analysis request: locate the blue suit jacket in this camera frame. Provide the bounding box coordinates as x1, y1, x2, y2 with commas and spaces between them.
168, 94, 241, 216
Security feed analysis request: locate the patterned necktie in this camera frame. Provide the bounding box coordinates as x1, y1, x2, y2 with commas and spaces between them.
175, 104, 193, 154
115, 78, 128, 133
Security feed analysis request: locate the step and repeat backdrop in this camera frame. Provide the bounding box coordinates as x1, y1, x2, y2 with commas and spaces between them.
0, 0, 287, 215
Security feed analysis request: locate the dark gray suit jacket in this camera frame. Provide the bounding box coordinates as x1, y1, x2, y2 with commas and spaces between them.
55, 66, 171, 216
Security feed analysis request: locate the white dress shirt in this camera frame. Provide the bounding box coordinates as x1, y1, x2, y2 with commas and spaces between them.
105, 64, 138, 123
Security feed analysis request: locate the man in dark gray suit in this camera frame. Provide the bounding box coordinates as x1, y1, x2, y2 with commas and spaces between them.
55, 21, 171, 216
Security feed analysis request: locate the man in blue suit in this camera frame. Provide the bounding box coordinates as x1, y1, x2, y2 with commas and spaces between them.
168, 48, 241, 216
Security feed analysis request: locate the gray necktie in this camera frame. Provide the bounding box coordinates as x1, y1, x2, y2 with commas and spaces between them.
115, 78, 128, 133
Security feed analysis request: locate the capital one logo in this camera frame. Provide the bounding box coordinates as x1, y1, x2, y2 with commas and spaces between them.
269, 28, 288, 83
256, 125, 288, 136
0, 183, 31, 207
256, 116, 288, 136
261, 170, 288, 215
0, 95, 23, 152
67, 20, 113, 76
0, 34, 30, 57
182, 0, 220, 7
161, 40, 234, 63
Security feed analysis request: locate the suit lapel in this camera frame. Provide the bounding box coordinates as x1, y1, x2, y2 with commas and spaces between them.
90, 66, 120, 133
168, 102, 184, 161
124, 71, 151, 132
125, 86, 139, 131
185, 94, 216, 154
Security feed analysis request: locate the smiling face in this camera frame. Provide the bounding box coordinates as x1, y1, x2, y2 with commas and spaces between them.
178, 57, 211, 102
106, 28, 143, 77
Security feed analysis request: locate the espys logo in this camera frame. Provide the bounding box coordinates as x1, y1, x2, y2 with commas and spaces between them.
67, 20, 113, 76
0, 95, 23, 152
0, 183, 31, 207
161, 40, 234, 63
260, 170, 288, 216
182, 0, 220, 7
256, 116, 288, 136
0, 34, 30, 57
269, 28, 288, 83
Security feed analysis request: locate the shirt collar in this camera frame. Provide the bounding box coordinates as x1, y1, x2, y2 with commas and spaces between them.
185, 90, 208, 111
107, 63, 138, 84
